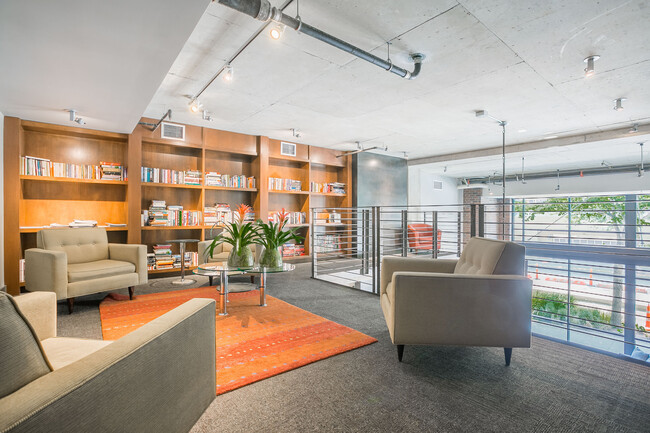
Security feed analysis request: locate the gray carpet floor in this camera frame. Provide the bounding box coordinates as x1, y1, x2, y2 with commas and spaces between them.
57, 264, 650, 433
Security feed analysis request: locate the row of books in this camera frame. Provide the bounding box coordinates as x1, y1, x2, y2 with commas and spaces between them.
310, 182, 346, 194
141, 167, 201, 185
314, 234, 341, 253
268, 211, 306, 225
144, 201, 202, 227
149, 245, 199, 270
282, 243, 306, 257
20, 156, 126, 181
205, 172, 256, 189
269, 177, 302, 192
204, 204, 255, 226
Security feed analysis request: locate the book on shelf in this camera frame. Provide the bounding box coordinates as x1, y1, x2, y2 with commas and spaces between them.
20, 156, 126, 181
68, 219, 98, 228
281, 242, 306, 257
19, 259, 25, 283
99, 161, 126, 181
141, 167, 202, 185
147, 253, 156, 271
268, 177, 302, 192
268, 211, 306, 225
314, 234, 341, 253
105, 223, 127, 227
143, 201, 201, 227
205, 172, 256, 189
310, 182, 345, 194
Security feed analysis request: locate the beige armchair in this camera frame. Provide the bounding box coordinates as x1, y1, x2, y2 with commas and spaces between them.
0, 291, 216, 433
381, 237, 532, 365
25, 227, 147, 313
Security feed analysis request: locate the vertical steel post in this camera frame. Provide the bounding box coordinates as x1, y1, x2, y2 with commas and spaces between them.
376, 206, 382, 295
624, 194, 637, 355
520, 200, 525, 242
362, 209, 369, 274
478, 204, 485, 237
401, 209, 408, 257
457, 212, 462, 256
470, 204, 477, 238
432, 211, 438, 259
371, 206, 377, 294
311, 208, 316, 278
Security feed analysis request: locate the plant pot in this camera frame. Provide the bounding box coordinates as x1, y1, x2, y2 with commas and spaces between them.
227, 245, 254, 268
259, 246, 283, 268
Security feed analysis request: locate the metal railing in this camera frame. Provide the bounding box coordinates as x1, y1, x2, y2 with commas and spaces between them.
311, 194, 650, 360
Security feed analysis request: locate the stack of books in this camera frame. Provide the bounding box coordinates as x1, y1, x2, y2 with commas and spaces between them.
268, 177, 302, 192
153, 244, 173, 270
310, 182, 346, 194
167, 205, 202, 227
281, 243, 306, 257
68, 219, 98, 228
100, 162, 125, 181
147, 200, 169, 226
203, 206, 219, 226
268, 211, 306, 225
205, 172, 222, 187
147, 253, 156, 271
314, 234, 341, 253
183, 170, 201, 185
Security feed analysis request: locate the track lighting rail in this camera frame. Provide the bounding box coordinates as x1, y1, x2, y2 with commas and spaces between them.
138, 109, 172, 132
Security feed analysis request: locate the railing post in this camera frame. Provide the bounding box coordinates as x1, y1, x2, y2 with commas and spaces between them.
457, 212, 462, 256
401, 209, 408, 257
432, 211, 438, 259
371, 206, 377, 294
362, 209, 370, 275
624, 194, 637, 355
375, 206, 382, 295
478, 204, 485, 237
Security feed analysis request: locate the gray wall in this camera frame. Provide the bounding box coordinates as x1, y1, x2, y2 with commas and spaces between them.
353, 152, 408, 207
0, 111, 4, 289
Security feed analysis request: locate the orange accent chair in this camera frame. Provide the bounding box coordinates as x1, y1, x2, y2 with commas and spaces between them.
407, 224, 442, 252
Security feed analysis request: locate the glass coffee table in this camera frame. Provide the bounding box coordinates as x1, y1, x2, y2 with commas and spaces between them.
193, 263, 295, 315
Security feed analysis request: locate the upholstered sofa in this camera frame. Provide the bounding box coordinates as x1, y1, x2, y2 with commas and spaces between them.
381, 237, 532, 365
24, 227, 147, 313
0, 291, 216, 433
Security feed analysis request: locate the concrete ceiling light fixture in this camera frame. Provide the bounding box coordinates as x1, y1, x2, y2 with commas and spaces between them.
217, 0, 425, 80
222, 64, 234, 82
584, 55, 600, 77
189, 99, 203, 113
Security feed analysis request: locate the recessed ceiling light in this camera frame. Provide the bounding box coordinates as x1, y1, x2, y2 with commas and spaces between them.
613, 97, 626, 111
583, 55, 600, 77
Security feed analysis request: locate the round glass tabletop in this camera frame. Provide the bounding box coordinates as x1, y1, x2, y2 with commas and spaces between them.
166, 239, 201, 243
196, 263, 295, 273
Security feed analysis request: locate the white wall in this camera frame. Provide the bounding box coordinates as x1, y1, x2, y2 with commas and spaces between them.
506, 171, 650, 197
408, 167, 461, 206
0, 111, 4, 288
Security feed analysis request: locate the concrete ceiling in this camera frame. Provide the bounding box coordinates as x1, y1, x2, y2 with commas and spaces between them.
144, 0, 650, 173
0, 0, 210, 133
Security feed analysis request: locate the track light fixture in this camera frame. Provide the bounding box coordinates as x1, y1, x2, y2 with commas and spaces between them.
584, 55, 599, 77
223, 64, 234, 82
613, 97, 626, 111
189, 99, 203, 113
67, 109, 86, 125
639, 142, 645, 178
629, 123, 639, 134
291, 128, 301, 138
270, 23, 285, 40
202, 110, 213, 121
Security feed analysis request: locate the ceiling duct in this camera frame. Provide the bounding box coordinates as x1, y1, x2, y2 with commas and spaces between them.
217, 0, 424, 79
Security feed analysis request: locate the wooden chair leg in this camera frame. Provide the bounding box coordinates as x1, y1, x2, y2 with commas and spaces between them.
504, 348, 512, 366
397, 344, 405, 362
67, 298, 75, 315
128, 287, 134, 300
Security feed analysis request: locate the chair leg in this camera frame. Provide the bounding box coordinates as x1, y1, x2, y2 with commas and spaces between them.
128, 287, 134, 300
397, 344, 405, 362
67, 298, 75, 315
504, 348, 512, 366
250, 275, 255, 284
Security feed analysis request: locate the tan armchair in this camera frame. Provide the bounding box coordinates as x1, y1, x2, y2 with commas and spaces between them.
0, 291, 216, 432
25, 227, 147, 313
380, 237, 532, 365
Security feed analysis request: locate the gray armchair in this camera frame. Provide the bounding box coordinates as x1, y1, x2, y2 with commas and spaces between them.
380, 237, 532, 365
25, 228, 147, 313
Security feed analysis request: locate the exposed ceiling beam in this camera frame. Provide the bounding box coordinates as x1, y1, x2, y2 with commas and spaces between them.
407, 123, 650, 166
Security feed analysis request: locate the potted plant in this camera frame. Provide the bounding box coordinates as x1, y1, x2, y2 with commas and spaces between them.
206, 204, 257, 267
255, 209, 303, 268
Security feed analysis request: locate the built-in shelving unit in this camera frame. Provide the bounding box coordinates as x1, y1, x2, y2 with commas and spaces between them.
3, 117, 350, 295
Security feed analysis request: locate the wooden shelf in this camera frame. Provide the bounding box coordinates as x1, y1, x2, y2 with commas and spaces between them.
20, 226, 128, 233
141, 226, 204, 231
20, 175, 128, 185
204, 185, 257, 192
310, 192, 346, 197
148, 265, 199, 274
269, 190, 309, 195
142, 182, 202, 190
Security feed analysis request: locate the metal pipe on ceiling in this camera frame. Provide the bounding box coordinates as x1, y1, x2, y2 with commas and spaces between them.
467, 164, 644, 184
217, 0, 424, 79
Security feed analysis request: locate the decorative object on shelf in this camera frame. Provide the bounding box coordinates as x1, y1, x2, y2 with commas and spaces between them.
206, 204, 257, 267
256, 209, 303, 268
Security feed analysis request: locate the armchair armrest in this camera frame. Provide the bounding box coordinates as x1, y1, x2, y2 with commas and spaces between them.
12, 292, 57, 340
198, 240, 222, 264
0, 298, 216, 433
381, 256, 457, 295
108, 244, 147, 284
24, 248, 68, 300
389, 272, 532, 347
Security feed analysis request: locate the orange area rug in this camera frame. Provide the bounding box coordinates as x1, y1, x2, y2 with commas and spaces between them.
99, 287, 376, 394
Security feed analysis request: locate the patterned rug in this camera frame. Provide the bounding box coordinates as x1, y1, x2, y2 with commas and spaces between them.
99, 287, 377, 394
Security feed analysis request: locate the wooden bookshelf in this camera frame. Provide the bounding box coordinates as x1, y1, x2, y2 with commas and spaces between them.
3, 117, 351, 293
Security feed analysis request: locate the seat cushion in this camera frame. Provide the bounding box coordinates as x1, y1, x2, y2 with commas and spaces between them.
68, 260, 136, 283
41, 337, 112, 370
0, 293, 52, 398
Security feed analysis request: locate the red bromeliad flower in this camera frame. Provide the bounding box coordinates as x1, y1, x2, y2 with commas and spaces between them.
276, 208, 289, 231
235, 204, 253, 227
